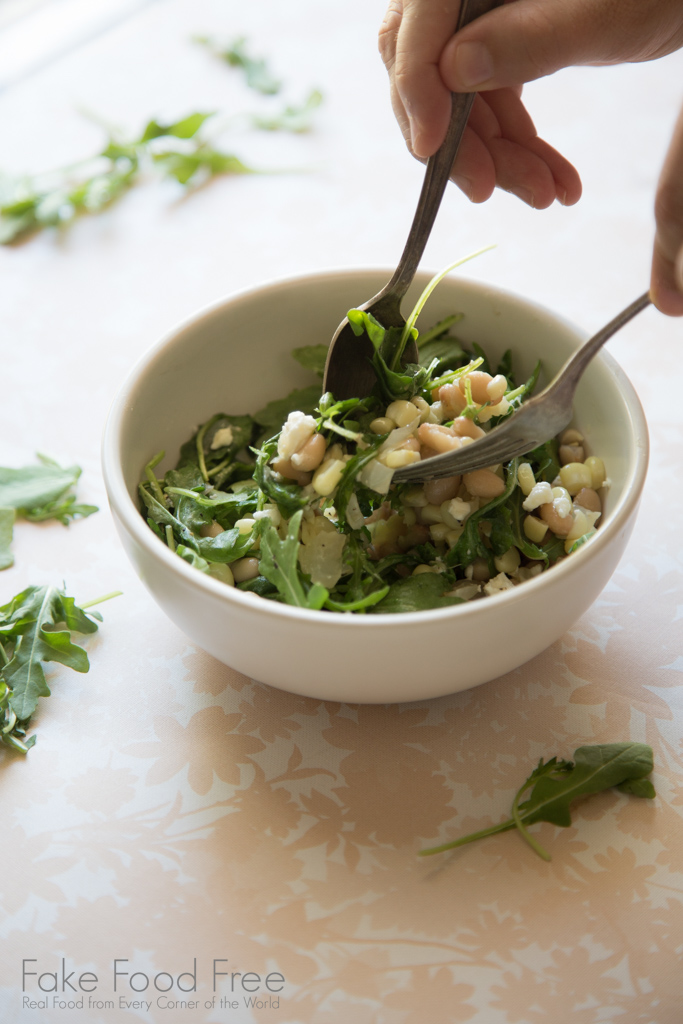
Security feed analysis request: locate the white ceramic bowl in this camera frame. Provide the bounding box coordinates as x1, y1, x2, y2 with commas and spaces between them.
102, 270, 648, 703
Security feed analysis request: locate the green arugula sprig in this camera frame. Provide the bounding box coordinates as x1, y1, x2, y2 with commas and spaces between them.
0, 585, 119, 753
0, 113, 255, 244
420, 743, 656, 862
193, 35, 283, 94
1, 33, 323, 246
0, 456, 98, 570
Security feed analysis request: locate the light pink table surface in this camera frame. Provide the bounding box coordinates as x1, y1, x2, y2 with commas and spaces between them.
1, 2, 682, 1022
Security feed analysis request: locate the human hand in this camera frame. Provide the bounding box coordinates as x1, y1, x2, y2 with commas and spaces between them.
379, 0, 582, 209
380, 0, 683, 313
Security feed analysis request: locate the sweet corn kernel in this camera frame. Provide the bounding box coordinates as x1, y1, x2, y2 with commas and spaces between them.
402, 485, 429, 507
412, 563, 438, 575
445, 527, 464, 548
420, 503, 444, 525
564, 528, 597, 554
565, 508, 600, 543
384, 448, 421, 469
559, 461, 592, 495
494, 546, 521, 574
312, 458, 346, 496
386, 400, 420, 427
560, 428, 584, 445
517, 462, 536, 496
370, 416, 395, 435
235, 517, 255, 535
584, 456, 606, 489
429, 522, 450, 543
524, 515, 548, 544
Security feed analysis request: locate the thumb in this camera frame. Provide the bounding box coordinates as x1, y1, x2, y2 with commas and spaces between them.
439, 0, 621, 92
651, 103, 683, 316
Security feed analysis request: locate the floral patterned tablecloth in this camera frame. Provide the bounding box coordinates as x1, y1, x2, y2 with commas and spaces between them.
1, 1, 682, 1022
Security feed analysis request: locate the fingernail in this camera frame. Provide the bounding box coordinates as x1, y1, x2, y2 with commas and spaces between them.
557, 189, 568, 206
453, 41, 494, 87
508, 187, 535, 208
453, 175, 473, 201
676, 247, 683, 289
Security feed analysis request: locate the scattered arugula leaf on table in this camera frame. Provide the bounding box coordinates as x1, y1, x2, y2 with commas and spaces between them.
0, 585, 119, 753
193, 34, 282, 94
420, 743, 656, 862
0, 456, 98, 569
0, 509, 14, 570
1, 33, 323, 246
0, 111, 257, 243
252, 89, 323, 133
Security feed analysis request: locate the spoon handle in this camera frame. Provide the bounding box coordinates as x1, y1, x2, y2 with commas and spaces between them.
383, 0, 504, 306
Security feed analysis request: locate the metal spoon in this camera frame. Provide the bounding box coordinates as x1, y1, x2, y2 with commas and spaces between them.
322, 0, 503, 400
392, 291, 652, 482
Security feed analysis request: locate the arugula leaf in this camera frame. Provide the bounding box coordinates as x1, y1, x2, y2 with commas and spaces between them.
496, 349, 513, 379
291, 344, 328, 378
527, 438, 560, 483
418, 333, 468, 375
259, 511, 310, 607
0, 458, 82, 512
140, 112, 214, 142
253, 438, 311, 518
446, 460, 518, 572
193, 35, 282, 93
371, 573, 463, 614
152, 148, 254, 186
420, 743, 656, 861
0, 585, 101, 749
346, 309, 429, 401
0, 509, 14, 570
140, 483, 255, 563
252, 89, 323, 133
489, 488, 548, 564
0, 458, 97, 568
253, 385, 322, 431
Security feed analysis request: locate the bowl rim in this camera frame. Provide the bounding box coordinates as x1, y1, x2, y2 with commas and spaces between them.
102, 268, 649, 628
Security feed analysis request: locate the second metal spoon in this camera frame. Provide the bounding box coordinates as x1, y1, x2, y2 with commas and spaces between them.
322, 0, 503, 400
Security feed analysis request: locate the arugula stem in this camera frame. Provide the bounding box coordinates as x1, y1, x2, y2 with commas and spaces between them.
511, 780, 552, 861
419, 819, 517, 856
415, 314, 463, 349
165, 525, 176, 552
196, 415, 222, 483
399, 246, 496, 353
0, 640, 9, 667
80, 591, 123, 609
430, 357, 484, 391
144, 451, 166, 505
207, 455, 232, 479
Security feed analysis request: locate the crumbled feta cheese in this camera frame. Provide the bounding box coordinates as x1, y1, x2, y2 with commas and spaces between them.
551, 488, 572, 518
483, 572, 515, 596
277, 411, 317, 460
210, 426, 234, 450
522, 481, 553, 511
446, 497, 471, 523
